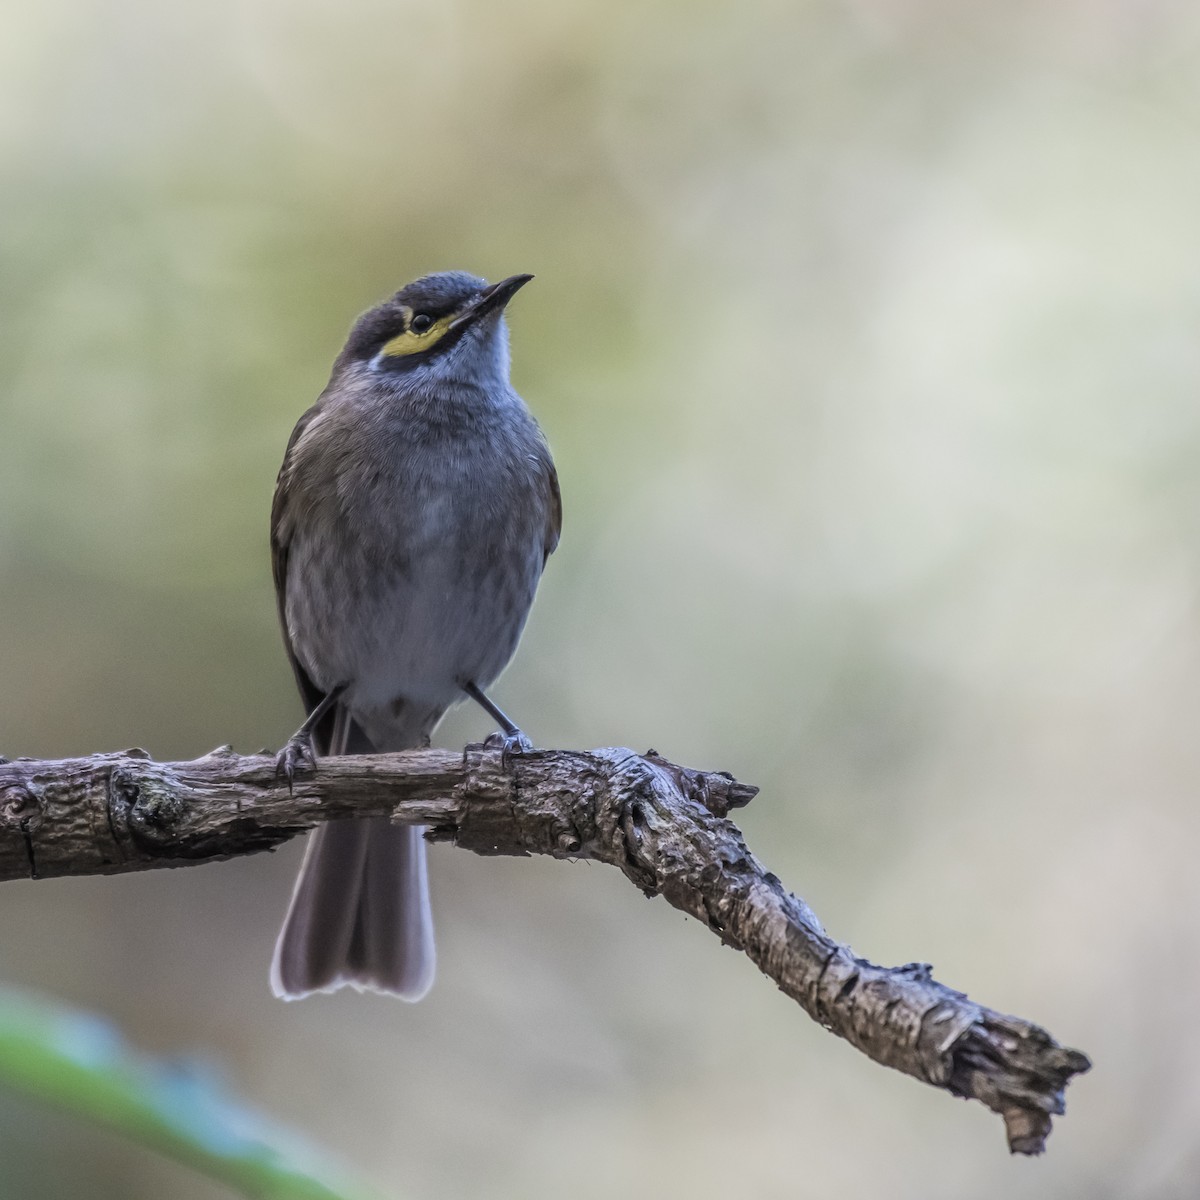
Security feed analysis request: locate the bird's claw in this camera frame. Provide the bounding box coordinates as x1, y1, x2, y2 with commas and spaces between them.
275, 732, 316, 793
483, 728, 533, 770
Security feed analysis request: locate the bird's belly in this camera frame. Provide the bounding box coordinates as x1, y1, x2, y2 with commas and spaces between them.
286, 518, 543, 719
347, 555, 538, 711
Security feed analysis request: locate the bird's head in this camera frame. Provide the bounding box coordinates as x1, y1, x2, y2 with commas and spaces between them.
341, 271, 533, 389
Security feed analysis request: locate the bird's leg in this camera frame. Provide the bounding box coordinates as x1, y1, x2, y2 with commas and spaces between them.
463, 681, 533, 764
275, 684, 346, 791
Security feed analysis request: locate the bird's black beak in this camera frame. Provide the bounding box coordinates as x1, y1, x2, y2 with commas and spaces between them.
450, 273, 534, 330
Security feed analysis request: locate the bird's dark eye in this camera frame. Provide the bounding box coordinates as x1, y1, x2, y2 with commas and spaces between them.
410, 313, 434, 334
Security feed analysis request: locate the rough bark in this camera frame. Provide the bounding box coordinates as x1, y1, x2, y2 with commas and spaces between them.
0, 744, 1089, 1154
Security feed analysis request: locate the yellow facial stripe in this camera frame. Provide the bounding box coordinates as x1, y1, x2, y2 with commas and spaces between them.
379, 309, 455, 357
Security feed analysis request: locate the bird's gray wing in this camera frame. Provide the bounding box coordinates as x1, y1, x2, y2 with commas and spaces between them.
271, 403, 342, 752
541, 453, 562, 566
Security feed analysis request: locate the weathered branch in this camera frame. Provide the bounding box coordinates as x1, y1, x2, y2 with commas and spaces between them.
0, 744, 1089, 1153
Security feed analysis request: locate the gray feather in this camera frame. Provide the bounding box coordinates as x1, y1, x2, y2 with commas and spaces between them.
270, 707, 436, 1001
271, 818, 434, 1001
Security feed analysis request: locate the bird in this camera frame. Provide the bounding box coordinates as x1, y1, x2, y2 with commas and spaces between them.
268, 270, 560, 1001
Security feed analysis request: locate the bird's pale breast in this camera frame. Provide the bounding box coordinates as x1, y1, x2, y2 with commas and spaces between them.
282, 385, 550, 740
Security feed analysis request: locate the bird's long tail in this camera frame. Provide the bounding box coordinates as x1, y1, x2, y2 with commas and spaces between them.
270, 705, 436, 1001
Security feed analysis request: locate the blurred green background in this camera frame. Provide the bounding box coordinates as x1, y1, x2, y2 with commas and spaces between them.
2, 0, 1199, 1195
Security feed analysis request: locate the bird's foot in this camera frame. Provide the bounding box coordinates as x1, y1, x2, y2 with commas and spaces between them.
275, 731, 316, 793
483, 727, 533, 770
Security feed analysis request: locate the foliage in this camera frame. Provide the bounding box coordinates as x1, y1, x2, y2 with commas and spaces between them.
0, 989, 375, 1200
